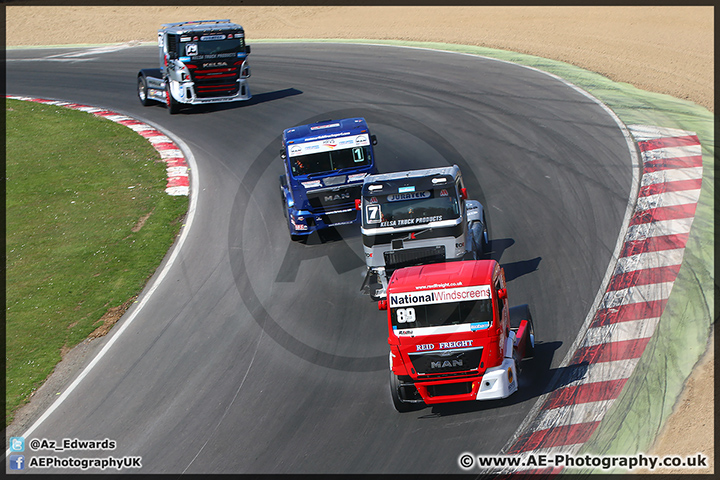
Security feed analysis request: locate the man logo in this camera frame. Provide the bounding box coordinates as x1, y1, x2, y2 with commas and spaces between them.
431, 359, 463, 369
324, 192, 350, 202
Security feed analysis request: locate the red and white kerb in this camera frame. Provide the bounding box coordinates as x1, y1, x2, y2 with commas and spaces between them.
6, 95, 190, 196
503, 124, 703, 475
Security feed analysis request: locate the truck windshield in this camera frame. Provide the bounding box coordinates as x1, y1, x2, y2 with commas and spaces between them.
365, 187, 460, 228
181, 36, 245, 57
391, 299, 494, 329
291, 146, 373, 176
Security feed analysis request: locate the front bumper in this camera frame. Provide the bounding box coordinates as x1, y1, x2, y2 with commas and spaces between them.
171, 78, 251, 104
408, 357, 518, 405
287, 207, 361, 236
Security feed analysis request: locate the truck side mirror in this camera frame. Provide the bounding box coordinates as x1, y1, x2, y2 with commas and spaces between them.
498, 288, 507, 300
461, 187, 468, 200
246, 45, 251, 54
371, 135, 378, 145
355, 199, 361, 210
280, 149, 286, 160
378, 299, 387, 310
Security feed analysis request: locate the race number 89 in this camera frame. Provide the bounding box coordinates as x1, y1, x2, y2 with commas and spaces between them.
396, 308, 416, 323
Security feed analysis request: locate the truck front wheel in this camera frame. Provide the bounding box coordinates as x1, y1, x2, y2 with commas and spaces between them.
480, 212, 489, 253
137, 76, 151, 106
510, 304, 535, 359
165, 81, 180, 114
389, 372, 415, 413
469, 217, 489, 259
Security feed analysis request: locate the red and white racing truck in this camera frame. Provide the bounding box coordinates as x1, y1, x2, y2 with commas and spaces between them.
379, 259, 535, 411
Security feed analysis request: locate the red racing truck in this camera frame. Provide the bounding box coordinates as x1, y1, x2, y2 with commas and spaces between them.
379, 259, 535, 411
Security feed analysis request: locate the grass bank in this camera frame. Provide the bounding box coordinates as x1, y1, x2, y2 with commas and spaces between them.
5, 99, 188, 425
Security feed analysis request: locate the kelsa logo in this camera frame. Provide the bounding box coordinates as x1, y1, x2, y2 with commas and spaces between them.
203, 61, 228, 68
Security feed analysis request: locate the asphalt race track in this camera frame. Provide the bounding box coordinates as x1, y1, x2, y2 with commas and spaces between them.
6, 43, 633, 474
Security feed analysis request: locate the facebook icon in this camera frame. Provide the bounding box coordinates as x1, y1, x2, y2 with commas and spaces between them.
9, 454, 25, 470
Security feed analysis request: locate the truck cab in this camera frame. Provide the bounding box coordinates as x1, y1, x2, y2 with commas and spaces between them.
138, 19, 251, 113
380, 260, 534, 411
279, 118, 378, 240
359, 165, 488, 299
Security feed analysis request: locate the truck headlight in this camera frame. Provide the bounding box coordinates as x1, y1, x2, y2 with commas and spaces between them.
290, 215, 308, 231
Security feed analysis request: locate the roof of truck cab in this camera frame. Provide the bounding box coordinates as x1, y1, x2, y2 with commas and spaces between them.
362, 165, 460, 195
283, 118, 370, 143
387, 260, 497, 293
160, 20, 244, 34
364, 165, 460, 183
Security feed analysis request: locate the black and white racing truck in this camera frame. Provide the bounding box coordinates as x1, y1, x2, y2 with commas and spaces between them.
137, 19, 251, 114
359, 165, 489, 300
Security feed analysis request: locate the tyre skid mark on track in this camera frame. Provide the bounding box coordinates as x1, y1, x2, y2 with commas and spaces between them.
5, 95, 189, 196
498, 125, 703, 475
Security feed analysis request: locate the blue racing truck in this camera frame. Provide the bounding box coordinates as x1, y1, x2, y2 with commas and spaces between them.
279, 118, 378, 241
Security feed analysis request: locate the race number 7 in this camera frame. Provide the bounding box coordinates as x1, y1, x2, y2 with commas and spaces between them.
366, 204, 381, 224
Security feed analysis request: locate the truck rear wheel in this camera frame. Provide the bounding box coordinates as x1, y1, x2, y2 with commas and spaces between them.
137, 75, 152, 106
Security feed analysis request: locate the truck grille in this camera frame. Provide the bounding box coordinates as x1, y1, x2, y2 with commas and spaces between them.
190, 65, 241, 98
384, 245, 446, 269
320, 208, 358, 226
426, 382, 473, 397
307, 184, 362, 214
408, 347, 483, 375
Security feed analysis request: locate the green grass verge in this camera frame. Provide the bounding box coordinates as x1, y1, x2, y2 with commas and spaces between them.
5, 99, 189, 425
